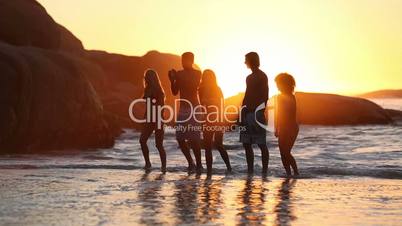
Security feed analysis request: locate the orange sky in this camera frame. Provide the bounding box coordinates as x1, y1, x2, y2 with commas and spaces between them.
38, 0, 402, 97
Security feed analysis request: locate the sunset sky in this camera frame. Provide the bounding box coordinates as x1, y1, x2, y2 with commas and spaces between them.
38, 0, 402, 97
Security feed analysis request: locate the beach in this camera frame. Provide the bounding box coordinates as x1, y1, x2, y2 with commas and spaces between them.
1, 170, 401, 225
0, 99, 401, 225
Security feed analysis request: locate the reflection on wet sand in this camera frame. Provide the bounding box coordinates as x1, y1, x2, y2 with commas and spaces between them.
137, 173, 296, 225
137, 172, 165, 225
173, 174, 200, 224
274, 179, 297, 226
197, 177, 225, 224
2, 169, 400, 225
236, 176, 268, 224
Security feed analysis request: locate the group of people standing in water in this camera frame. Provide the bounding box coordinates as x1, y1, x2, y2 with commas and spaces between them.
139, 52, 299, 177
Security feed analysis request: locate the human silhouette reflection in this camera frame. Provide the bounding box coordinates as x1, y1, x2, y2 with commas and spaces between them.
173, 174, 200, 224
196, 177, 224, 224
137, 172, 165, 225
236, 176, 267, 224
274, 179, 297, 226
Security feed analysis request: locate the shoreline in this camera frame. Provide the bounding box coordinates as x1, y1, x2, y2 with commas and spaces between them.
1, 168, 401, 225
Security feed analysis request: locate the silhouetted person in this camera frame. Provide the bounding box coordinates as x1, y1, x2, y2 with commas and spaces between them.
240, 52, 269, 174
139, 69, 167, 172
199, 69, 232, 174
169, 52, 203, 172
274, 73, 299, 177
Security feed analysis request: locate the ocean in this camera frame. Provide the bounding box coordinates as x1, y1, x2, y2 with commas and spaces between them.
0, 98, 401, 225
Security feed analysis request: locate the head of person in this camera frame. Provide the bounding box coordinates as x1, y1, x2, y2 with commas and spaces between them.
181, 52, 194, 70
200, 69, 218, 88
245, 52, 260, 70
143, 69, 165, 98
275, 73, 296, 94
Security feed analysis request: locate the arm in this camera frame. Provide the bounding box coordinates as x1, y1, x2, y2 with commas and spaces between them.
241, 76, 249, 109
199, 87, 205, 106
274, 95, 279, 137
263, 78, 269, 106
169, 70, 179, 95
171, 80, 179, 96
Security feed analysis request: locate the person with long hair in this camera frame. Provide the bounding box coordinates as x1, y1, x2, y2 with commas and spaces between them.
199, 69, 232, 174
139, 69, 167, 172
274, 73, 299, 177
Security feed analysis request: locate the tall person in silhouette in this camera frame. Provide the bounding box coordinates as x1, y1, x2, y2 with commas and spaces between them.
240, 52, 269, 174
169, 52, 203, 172
199, 69, 232, 174
139, 69, 167, 172
274, 73, 299, 177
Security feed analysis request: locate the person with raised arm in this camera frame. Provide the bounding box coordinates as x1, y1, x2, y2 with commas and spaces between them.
169, 52, 203, 172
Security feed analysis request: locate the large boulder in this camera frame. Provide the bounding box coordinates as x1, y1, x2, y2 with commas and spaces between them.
295, 92, 392, 125
0, 42, 116, 152
224, 92, 393, 125
0, 0, 84, 53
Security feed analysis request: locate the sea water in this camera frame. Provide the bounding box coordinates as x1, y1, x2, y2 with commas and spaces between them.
0, 99, 401, 225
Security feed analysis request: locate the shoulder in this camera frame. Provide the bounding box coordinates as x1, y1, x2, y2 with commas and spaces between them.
258, 70, 268, 80
218, 87, 224, 98
277, 94, 284, 101
246, 74, 252, 81
193, 69, 202, 78
279, 94, 295, 103
278, 94, 289, 103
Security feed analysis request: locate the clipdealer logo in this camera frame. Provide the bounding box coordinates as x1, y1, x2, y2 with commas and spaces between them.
128, 98, 268, 131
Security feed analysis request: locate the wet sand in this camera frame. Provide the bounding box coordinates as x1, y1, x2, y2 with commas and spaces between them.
1, 169, 401, 225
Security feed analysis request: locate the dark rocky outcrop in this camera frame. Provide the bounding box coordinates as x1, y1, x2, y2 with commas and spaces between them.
385, 109, 402, 122
0, 0, 181, 151
224, 92, 393, 125
0, 0, 84, 53
0, 42, 116, 152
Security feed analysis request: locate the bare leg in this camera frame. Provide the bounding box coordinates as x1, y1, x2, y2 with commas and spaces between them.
279, 128, 299, 176
243, 143, 254, 173
203, 131, 214, 174
155, 129, 167, 172
190, 139, 203, 172
139, 126, 154, 169
279, 148, 291, 176
205, 149, 213, 175
178, 139, 195, 170
288, 128, 299, 175
215, 131, 231, 172
289, 155, 299, 176
258, 144, 269, 174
